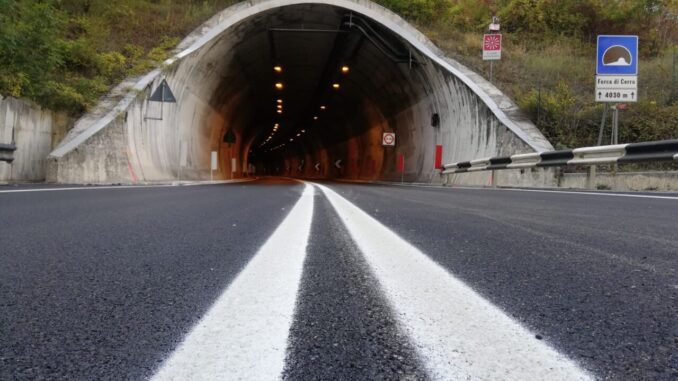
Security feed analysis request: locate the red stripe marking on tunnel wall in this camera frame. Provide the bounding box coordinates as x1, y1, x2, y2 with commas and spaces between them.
435, 145, 443, 169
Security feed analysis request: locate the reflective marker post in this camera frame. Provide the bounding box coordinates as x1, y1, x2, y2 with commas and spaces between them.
211, 151, 218, 181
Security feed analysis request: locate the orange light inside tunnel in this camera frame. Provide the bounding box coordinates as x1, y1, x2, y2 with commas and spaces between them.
277, 110, 283, 114
275, 83, 284, 90
277, 99, 283, 103
313, 116, 318, 120
341, 66, 350, 73
332, 83, 340, 89
320, 105, 326, 110
274, 66, 283, 73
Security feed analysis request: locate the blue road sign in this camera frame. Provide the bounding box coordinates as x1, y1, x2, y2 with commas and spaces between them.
597, 35, 638, 75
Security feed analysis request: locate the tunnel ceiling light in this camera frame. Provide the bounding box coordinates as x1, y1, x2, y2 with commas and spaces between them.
332, 83, 340, 89
277, 110, 283, 114
296, 133, 301, 137
277, 105, 283, 109
274, 66, 283, 73
341, 66, 350, 73
313, 116, 319, 120
301, 129, 306, 133
275, 83, 284, 90
320, 105, 326, 110
277, 99, 283, 104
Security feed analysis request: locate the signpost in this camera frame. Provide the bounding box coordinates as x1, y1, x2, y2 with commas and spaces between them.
145, 79, 176, 121
595, 35, 638, 146
483, 16, 502, 83
483, 33, 502, 82
382, 132, 396, 147
482, 34, 502, 61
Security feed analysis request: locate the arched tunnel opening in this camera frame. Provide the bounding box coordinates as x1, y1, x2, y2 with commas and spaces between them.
205, 4, 439, 180
48, 0, 552, 185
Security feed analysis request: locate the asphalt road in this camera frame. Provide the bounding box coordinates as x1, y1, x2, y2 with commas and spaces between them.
1, 179, 676, 380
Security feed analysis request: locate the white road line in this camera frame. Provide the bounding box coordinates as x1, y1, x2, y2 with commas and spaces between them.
0, 185, 175, 193
383, 181, 678, 200
316, 183, 593, 381
477, 187, 678, 200
0, 180, 255, 194
151, 184, 315, 381
340, 178, 678, 200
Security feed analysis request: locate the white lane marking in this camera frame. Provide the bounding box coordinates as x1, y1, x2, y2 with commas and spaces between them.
0, 186, 175, 193
151, 184, 315, 381
0, 180, 255, 194
477, 187, 678, 200
316, 183, 593, 381
338, 179, 678, 200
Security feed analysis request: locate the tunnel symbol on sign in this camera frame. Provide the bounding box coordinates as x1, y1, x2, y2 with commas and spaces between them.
603, 46, 632, 66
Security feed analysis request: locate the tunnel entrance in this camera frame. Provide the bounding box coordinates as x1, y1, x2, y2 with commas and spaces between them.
204, 3, 439, 181
48, 0, 552, 185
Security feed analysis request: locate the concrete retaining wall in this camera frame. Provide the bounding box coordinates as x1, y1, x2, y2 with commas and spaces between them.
0, 96, 68, 183
561, 171, 678, 192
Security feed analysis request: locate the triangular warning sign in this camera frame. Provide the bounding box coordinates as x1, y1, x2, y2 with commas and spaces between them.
149, 79, 176, 103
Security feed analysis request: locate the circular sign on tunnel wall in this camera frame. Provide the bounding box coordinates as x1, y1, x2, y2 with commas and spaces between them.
382, 133, 396, 146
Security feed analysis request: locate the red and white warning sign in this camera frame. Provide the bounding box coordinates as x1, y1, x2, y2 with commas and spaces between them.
382, 132, 396, 146
483, 34, 502, 61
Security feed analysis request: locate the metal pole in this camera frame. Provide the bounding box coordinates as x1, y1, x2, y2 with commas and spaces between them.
610, 106, 617, 145
160, 84, 164, 120
614, 106, 619, 145
537, 82, 541, 125
490, 61, 493, 83
672, 46, 676, 104
597, 103, 608, 146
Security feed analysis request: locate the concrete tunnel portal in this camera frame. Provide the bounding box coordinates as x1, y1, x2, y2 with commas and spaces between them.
231, 4, 442, 178
47, 0, 553, 185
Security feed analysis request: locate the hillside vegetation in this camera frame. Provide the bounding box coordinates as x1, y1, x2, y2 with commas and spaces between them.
1, 0, 677, 149
0, 0, 237, 114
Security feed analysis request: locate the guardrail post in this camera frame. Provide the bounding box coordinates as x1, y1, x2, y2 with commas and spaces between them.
587, 165, 597, 189
491, 170, 497, 188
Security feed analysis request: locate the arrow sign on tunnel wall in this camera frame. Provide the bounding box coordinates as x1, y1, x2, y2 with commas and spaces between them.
335, 159, 343, 169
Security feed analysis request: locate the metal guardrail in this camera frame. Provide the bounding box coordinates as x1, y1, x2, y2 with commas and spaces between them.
442, 139, 678, 174
0, 143, 16, 163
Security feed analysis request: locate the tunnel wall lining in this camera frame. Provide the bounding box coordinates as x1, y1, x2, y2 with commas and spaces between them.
47, 0, 553, 184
